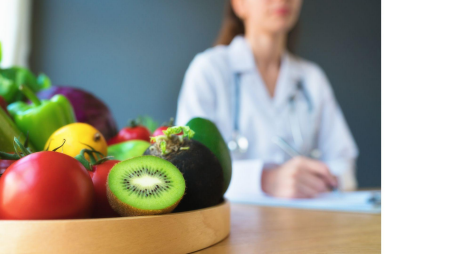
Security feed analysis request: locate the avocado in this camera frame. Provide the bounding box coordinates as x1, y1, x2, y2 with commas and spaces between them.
145, 137, 224, 212
186, 117, 232, 194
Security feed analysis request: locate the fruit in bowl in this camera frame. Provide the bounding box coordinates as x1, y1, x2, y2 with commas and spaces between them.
0, 148, 95, 220
145, 126, 224, 212
106, 156, 186, 216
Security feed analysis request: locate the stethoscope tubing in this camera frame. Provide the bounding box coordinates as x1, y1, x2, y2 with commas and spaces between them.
230, 73, 314, 156
233, 73, 241, 133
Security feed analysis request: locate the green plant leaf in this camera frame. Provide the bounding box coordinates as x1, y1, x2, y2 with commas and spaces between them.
37, 73, 52, 90
136, 115, 159, 132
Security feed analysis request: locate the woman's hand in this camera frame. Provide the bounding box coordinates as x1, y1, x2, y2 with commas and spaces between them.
261, 157, 338, 199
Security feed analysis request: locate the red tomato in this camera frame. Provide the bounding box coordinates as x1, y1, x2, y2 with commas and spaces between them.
152, 126, 169, 137
106, 135, 121, 146
107, 126, 151, 145
0, 152, 95, 220
88, 160, 120, 218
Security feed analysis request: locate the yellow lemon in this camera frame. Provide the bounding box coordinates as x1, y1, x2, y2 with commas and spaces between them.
45, 123, 107, 159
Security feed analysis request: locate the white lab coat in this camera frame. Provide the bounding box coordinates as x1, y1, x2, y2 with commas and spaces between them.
176, 36, 358, 197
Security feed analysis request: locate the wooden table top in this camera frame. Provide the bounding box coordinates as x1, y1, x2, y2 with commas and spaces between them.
196, 203, 381, 253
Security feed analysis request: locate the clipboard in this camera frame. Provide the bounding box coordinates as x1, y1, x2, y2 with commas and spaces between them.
226, 190, 381, 214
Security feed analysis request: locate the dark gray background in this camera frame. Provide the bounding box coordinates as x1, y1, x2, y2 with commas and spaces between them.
30, 0, 381, 188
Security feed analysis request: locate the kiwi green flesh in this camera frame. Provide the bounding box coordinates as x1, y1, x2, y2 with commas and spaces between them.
107, 156, 185, 213
106, 187, 182, 216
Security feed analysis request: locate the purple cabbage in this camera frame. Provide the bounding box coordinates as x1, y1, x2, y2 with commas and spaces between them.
37, 86, 118, 140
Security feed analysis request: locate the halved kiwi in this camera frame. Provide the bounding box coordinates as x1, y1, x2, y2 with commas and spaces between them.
106, 156, 185, 216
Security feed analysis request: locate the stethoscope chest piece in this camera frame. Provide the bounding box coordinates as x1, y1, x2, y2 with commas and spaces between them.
228, 131, 249, 155
228, 72, 249, 156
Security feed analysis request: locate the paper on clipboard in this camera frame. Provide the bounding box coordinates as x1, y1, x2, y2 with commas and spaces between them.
226, 190, 381, 214
225, 160, 380, 213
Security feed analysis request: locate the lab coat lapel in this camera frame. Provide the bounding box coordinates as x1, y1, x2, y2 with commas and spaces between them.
273, 53, 300, 111
228, 36, 275, 111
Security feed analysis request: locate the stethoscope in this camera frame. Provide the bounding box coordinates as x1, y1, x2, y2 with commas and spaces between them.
227, 73, 321, 159
227, 73, 249, 154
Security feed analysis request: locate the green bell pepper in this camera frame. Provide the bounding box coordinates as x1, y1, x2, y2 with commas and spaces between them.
0, 106, 35, 153
0, 67, 51, 104
107, 140, 150, 161
7, 85, 75, 151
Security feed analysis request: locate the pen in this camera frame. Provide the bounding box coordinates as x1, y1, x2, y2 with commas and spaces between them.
272, 136, 338, 192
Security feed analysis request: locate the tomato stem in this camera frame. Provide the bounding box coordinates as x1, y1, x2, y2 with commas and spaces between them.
0, 152, 20, 160
128, 119, 138, 128
162, 117, 175, 127
75, 147, 111, 171
52, 139, 66, 152
75, 153, 92, 171
0, 137, 33, 160
80, 143, 105, 158
13, 137, 32, 157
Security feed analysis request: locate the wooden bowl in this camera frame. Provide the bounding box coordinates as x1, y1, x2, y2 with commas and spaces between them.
0, 200, 230, 254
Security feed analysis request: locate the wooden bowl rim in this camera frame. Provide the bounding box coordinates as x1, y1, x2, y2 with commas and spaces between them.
0, 199, 230, 223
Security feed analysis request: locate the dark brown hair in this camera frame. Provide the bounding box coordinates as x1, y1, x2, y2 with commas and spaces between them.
214, 1, 300, 53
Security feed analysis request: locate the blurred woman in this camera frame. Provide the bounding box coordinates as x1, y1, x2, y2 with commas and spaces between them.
176, 0, 358, 199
